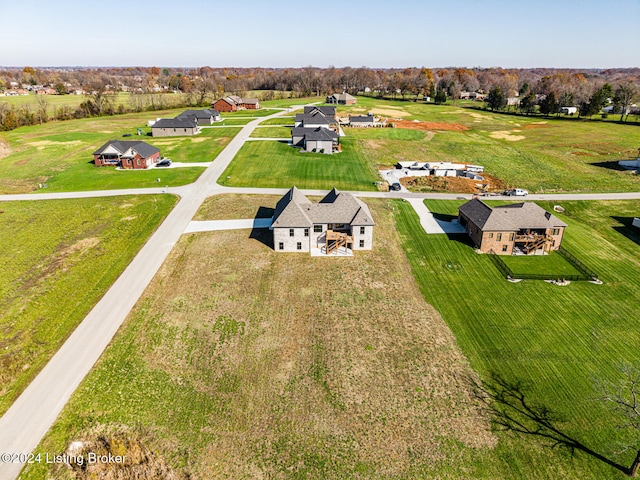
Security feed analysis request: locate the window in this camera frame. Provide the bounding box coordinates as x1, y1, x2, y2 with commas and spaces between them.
496, 233, 502, 241
296, 242, 302, 250
289, 229, 294, 237
488, 233, 493, 238
502, 245, 508, 252
359, 240, 365, 248
279, 242, 284, 250
304, 228, 309, 237
509, 233, 514, 241
551, 228, 560, 235
314, 225, 322, 233
360, 226, 365, 235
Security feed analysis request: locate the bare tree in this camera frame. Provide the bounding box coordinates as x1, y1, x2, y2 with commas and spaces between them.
598, 363, 640, 476
613, 82, 638, 122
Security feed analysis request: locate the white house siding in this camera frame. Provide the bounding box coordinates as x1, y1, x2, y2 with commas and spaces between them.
273, 227, 312, 252
352, 225, 373, 250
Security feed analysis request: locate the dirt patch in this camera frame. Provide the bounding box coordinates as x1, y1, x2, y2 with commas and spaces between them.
190, 137, 207, 143
51, 426, 187, 480
403, 172, 507, 194
392, 119, 469, 132
572, 151, 595, 156
523, 123, 551, 130
371, 107, 410, 117
489, 130, 525, 141
0, 140, 11, 160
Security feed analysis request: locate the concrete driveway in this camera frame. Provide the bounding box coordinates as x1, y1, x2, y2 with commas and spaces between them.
404, 198, 466, 234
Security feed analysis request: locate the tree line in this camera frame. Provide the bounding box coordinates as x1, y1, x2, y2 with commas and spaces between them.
1, 65, 638, 131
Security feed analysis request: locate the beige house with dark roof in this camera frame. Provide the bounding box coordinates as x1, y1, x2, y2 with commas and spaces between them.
458, 199, 567, 255
271, 187, 375, 255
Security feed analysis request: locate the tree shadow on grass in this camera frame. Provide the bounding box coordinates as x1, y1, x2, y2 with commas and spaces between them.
611, 216, 640, 247
249, 206, 275, 250
470, 373, 630, 476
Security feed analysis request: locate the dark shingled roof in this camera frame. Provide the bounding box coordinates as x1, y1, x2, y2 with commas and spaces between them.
459, 198, 567, 231
304, 106, 336, 116
152, 117, 198, 129
350, 114, 374, 123
176, 109, 219, 120
93, 140, 159, 158
302, 128, 338, 141
294, 113, 330, 125
271, 187, 375, 228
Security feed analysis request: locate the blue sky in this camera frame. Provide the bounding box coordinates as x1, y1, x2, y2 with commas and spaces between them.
0, 0, 638, 68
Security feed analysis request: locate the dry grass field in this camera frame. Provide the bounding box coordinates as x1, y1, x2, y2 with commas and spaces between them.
25, 197, 494, 479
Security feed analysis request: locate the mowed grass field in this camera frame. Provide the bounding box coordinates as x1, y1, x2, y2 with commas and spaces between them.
219, 138, 378, 191
0, 111, 242, 193
24, 196, 497, 479
393, 198, 640, 478
0, 194, 177, 417
338, 97, 640, 193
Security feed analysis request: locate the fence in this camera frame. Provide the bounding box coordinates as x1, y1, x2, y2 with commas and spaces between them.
487, 249, 598, 282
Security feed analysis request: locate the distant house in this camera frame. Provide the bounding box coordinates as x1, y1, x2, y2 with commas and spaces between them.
151, 117, 201, 137
212, 95, 261, 112
458, 198, 567, 255
559, 106, 578, 115
291, 127, 339, 154
176, 109, 221, 125
349, 114, 375, 127
326, 92, 357, 105
93, 140, 160, 169
270, 187, 375, 254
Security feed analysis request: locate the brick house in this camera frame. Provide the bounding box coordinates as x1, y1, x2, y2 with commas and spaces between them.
93, 140, 160, 169
271, 187, 375, 254
212, 95, 261, 112
458, 198, 567, 255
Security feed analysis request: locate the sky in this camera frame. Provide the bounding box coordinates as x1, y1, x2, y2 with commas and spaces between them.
0, 0, 638, 68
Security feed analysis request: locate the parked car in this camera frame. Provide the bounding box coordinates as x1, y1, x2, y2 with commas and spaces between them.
389, 182, 401, 191
504, 188, 528, 196
122, 133, 132, 137
156, 159, 172, 167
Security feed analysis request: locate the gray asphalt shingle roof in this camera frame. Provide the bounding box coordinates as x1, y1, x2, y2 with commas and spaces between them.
152, 117, 198, 129
459, 198, 567, 231
271, 187, 375, 228
93, 140, 160, 158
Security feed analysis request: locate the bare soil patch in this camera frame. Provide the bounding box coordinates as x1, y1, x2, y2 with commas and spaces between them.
0, 139, 11, 160
489, 130, 525, 141
371, 107, 410, 117
392, 119, 469, 132
523, 123, 551, 130
403, 172, 507, 194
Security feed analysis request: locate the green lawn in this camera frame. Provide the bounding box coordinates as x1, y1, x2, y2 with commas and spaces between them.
0, 113, 241, 193
499, 251, 583, 277
259, 116, 295, 126
0, 195, 177, 417
250, 126, 291, 138
219, 137, 378, 191
393, 198, 640, 478
340, 98, 640, 193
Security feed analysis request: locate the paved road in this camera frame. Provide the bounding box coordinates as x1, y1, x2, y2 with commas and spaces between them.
0, 107, 303, 480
